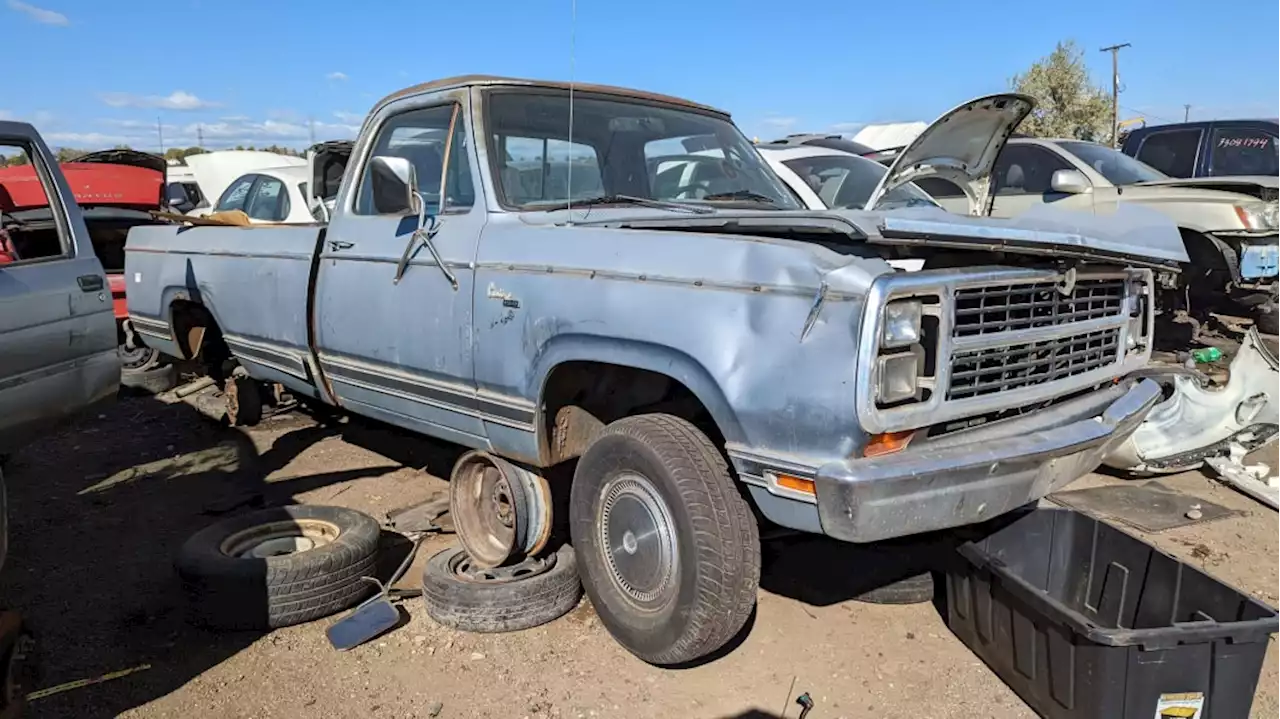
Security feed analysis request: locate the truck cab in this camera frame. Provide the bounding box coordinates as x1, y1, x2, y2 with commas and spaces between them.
1121, 119, 1279, 192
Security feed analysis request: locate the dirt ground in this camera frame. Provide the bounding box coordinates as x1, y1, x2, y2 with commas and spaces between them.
2, 391, 1276, 719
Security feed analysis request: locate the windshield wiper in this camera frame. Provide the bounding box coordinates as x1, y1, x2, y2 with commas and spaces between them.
699, 190, 778, 205
538, 194, 713, 214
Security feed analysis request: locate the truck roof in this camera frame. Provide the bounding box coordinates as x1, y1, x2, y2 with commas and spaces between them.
376, 75, 728, 118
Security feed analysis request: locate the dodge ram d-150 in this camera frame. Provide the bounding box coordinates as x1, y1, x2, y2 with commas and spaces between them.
125, 77, 1179, 664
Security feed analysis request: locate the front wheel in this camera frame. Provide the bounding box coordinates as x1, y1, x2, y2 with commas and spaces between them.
570, 414, 759, 665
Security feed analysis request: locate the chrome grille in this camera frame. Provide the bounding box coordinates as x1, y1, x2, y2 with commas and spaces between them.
952, 278, 1126, 337
947, 327, 1121, 400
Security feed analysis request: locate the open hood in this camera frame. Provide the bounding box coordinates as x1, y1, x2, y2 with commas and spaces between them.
864, 93, 1033, 215
306, 140, 354, 221
577, 203, 1187, 270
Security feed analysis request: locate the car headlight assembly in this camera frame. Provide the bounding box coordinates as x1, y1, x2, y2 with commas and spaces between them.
876, 347, 923, 404
881, 299, 922, 348
1235, 204, 1278, 231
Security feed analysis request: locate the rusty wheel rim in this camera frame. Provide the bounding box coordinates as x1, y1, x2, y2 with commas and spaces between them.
452, 463, 520, 567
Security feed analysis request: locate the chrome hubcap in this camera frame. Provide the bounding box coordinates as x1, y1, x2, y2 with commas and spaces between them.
599, 472, 677, 604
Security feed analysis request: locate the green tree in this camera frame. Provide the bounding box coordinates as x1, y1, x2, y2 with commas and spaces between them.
1010, 40, 1114, 143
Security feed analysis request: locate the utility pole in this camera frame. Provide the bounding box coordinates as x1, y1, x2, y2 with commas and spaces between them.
309, 117, 316, 145
197, 124, 204, 148
157, 117, 164, 154
1183, 104, 1191, 122
1100, 43, 1131, 147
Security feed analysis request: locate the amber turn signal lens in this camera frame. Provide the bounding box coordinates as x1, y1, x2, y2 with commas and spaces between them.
774, 473, 816, 496
863, 430, 914, 457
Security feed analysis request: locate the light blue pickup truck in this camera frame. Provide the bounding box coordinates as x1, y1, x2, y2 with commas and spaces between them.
125, 76, 1183, 663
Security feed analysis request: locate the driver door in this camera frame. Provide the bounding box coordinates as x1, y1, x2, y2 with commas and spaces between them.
0, 132, 118, 455
313, 92, 489, 449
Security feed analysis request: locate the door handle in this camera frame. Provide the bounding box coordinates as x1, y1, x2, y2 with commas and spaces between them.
327, 240, 354, 252
77, 274, 104, 292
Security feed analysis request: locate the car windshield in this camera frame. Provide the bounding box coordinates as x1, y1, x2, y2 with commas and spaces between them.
781, 153, 938, 210
486, 90, 800, 210
1058, 141, 1166, 186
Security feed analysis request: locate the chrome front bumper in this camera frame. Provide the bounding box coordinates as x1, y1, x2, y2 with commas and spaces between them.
814, 378, 1162, 543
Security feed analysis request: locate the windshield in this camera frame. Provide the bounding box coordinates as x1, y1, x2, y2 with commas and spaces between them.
1058, 141, 1166, 186
781, 153, 937, 210
486, 91, 799, 210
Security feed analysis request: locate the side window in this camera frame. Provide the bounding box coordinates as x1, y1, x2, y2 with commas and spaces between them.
244, 177, 288, 222
1208, 127, 1278, 177
992, 145, 1073, 195
216, 175, 256, 213
495, 135, 602, 205
914, 178, 964, 199
356, 104, 475, 215
0, 142, 69, 265
1135, 129, 1201, 177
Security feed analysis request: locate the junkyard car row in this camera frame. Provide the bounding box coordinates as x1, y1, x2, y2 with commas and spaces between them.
1, 76, 1276, 700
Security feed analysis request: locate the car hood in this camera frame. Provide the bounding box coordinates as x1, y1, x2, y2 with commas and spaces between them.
864, 93, 1033, 215
572, 202, 1187, 270
1132, 175, 1279, 202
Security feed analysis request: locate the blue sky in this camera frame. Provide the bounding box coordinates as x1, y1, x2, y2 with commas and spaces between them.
1, 0, 1276, 150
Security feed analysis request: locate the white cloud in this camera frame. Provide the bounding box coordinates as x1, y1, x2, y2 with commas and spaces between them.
99, 90, 220, 111
326, 71, 349, 81
44, 131, 135, 146
332, 110, 364, 124
761, 116, 798, 129
0, 110, 13, 121
6, 0, 68, 26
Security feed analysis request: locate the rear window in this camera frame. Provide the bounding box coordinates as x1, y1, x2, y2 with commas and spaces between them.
1135, 129, 1201, 177
1208, 127, 1278, 177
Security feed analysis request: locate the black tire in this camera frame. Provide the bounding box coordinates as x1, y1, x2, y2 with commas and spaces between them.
226, 375, 263, 427
570, 414, 760, 665
175, 505, 380, 630
421, 544, 582, 633
853, 572, 935, 604
1255, 301, 1279, 336
121, 363, 178, 395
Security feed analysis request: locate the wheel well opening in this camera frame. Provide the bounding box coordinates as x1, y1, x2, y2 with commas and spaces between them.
169, 300, 230, 370
540, 361, 723, 466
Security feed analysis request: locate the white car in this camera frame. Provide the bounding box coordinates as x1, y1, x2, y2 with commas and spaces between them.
208, 166, 318, 223
756, 144, 938, 211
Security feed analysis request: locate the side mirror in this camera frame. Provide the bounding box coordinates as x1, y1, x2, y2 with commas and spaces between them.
1050, 169, 1091, 195
369, 156, 419, 215
165, 184, 195, 213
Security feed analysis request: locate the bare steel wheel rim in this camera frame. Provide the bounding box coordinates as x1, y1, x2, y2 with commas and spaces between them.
453, 464, 519, 567
449, 550, 555, 584
219, 519, 341, 559
598, 472, 678, 605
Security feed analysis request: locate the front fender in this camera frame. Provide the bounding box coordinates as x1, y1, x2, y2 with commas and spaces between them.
529, 333, 747, 446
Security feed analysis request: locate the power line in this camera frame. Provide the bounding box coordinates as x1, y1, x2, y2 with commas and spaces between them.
1100, 43, 1131, 147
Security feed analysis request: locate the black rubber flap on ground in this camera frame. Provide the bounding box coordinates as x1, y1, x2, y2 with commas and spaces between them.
944, 507, 1278, 719
1048, 480, 1241, 533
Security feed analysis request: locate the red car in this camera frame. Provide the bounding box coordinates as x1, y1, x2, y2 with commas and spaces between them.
0, 150, 175, 391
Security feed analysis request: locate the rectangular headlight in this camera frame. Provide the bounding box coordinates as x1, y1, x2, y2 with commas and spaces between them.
876, 350, 921, 404
881, 299, 922, 349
